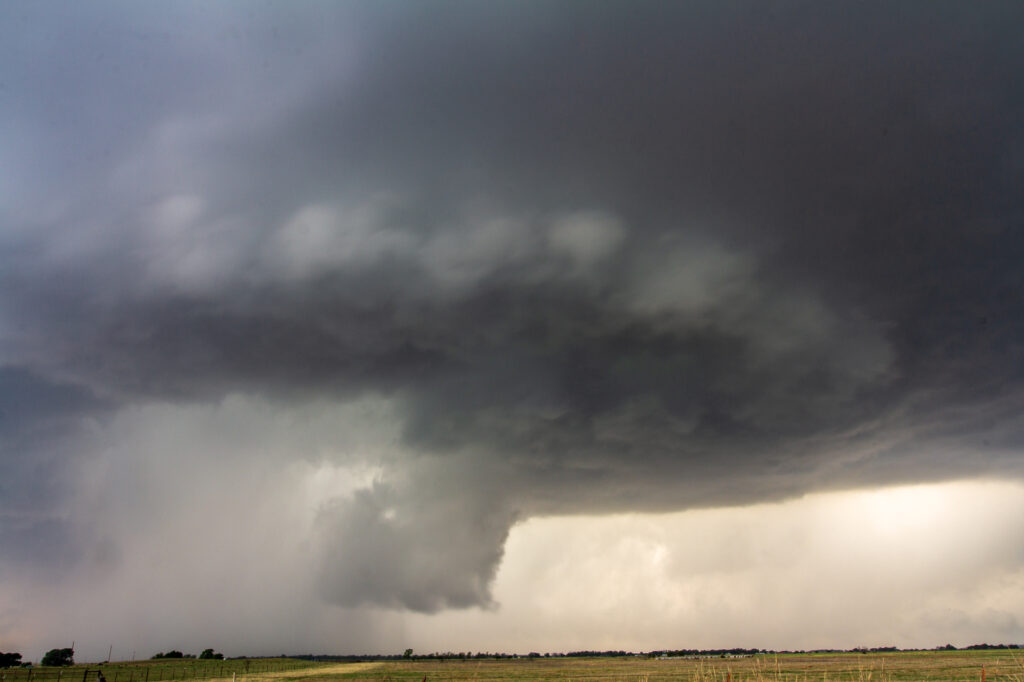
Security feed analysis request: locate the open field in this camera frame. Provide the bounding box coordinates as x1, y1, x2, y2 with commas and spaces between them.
324, 651, 1024, 681
0, 659, 314, 682
4, 651, 1024, 682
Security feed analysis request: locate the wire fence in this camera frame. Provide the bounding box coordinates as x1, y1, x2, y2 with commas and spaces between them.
0, 660, 311, 682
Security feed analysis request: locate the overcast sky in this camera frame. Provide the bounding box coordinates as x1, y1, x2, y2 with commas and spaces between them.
3, 0, 1024, 661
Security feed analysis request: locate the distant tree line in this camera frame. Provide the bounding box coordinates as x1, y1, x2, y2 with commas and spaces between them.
289, 643, 1024, 662
151, 650, 222, 660
1, 652, 24, 668
648, 648, 762, 658
296, 652, 522, 662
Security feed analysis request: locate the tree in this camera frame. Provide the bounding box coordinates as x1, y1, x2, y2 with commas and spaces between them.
402, 649, 413, 659
199, 649, 223, 660
41, 648, 74, 667
0, 652, 23, 668
152, 651, 192, 659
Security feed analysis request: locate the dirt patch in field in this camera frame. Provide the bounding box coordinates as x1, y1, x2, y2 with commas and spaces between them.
204, 663, 383, 682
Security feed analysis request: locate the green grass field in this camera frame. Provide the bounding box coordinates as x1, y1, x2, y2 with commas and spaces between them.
0, 659, 312, 682
4, 651, 1023, 682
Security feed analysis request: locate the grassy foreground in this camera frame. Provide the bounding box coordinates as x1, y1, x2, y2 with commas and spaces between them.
0, 659, 312, 682
325, 651, 1024, 681
4, 651, 1024, 682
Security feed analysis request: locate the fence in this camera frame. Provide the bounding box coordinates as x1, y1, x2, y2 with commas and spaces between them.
0, 659, 310, 682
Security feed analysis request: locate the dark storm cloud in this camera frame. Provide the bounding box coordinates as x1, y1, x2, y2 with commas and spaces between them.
316, 468, 517, 613
0, 368, 107, 575
3, 1, 1024, 613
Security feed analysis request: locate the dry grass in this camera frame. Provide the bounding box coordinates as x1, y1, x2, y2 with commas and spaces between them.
6, 651, 1022, 682
321, 650, 1024, 681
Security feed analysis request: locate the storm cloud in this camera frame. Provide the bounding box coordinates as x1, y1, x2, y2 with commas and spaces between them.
2, 0, 1024, 646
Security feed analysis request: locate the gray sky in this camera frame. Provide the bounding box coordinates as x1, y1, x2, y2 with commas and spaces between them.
3, 0, 1024, 660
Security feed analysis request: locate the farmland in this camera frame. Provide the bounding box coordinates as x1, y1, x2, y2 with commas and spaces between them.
0, 659, 312, 682
4, 651, 1024, 681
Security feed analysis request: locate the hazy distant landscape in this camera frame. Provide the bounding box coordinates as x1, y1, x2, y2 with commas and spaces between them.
3, 650, 1024, 682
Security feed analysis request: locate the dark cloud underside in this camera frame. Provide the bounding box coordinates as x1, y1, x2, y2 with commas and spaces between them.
2, 1, 1024, 613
